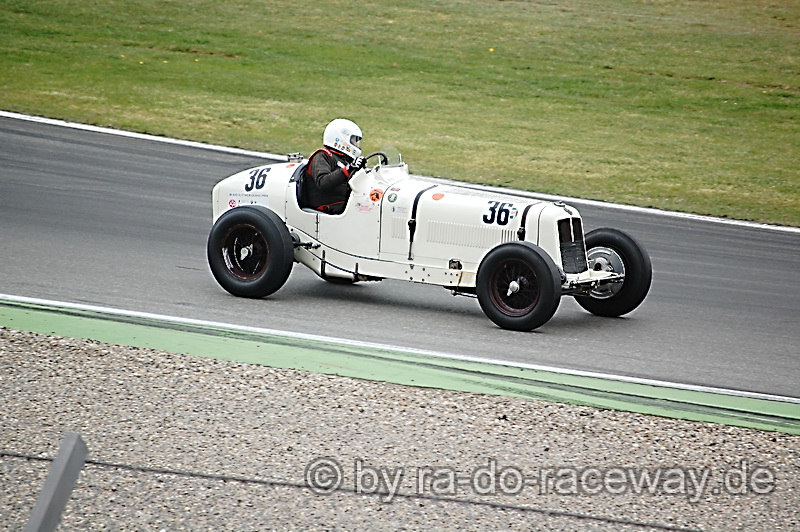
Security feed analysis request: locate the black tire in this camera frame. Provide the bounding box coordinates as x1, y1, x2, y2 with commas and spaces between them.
207, 206, 294, 298
574, 228, 652, 317
476, 242, 562, 331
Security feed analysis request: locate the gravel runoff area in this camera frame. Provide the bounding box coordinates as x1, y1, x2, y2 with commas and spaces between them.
1, 327, 798, 532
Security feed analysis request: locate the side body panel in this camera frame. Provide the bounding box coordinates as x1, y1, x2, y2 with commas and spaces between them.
211, 162, 296, 223
210, 162, 592, 289
396, 186, 545, 270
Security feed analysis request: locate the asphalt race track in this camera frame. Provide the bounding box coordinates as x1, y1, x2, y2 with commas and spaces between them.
1, 115, 798, 398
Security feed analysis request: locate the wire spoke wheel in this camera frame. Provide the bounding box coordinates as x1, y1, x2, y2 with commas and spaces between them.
488, 258, 541, 317
477, 242, 561, 331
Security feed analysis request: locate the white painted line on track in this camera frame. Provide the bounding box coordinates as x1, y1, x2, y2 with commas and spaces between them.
2, 110, 798, 234
3, 294, 799, 405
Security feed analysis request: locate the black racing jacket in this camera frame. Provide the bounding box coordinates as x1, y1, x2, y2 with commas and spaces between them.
302, 147, 355, 214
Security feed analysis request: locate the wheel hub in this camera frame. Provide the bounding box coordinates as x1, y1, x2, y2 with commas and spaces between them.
221, 223, 269, 281
586, 246, 625, 299
506, 279, 521, 297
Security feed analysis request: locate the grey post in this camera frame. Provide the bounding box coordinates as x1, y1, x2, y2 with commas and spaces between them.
25, 432, 88, 532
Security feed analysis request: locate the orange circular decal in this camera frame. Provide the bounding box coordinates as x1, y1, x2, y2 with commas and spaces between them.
369, 189, 384, 202
432, 193, 445, 200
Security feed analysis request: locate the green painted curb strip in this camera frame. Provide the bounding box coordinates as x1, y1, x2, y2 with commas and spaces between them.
2, 299, 798, 435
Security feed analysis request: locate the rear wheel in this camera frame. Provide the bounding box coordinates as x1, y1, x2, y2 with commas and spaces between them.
477, 242, 561, 331
207, 206, 294, 298
574, 228, 652, 317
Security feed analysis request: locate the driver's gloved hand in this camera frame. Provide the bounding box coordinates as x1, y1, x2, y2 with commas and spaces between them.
349, 156, 366, 173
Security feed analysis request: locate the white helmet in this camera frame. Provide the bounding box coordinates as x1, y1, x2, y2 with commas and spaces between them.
323, 119, 362, 159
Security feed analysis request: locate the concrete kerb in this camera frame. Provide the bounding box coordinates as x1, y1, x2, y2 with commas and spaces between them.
1, 296, 798, 435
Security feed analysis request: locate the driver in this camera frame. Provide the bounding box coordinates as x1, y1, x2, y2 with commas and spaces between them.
302, 118, 366, 214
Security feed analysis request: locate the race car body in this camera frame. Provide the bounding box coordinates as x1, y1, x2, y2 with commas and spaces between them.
208, 152, 652, 331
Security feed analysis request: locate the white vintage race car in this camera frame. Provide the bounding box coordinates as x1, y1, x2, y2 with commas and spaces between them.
207, 151, 652, 331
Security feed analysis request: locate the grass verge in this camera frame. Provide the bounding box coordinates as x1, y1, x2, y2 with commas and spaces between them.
1, 0, 797, 225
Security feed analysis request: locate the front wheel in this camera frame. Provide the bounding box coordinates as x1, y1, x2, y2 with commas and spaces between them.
476, 242, 562, 331
207, 206, 294, 298
574, 228, 652, 317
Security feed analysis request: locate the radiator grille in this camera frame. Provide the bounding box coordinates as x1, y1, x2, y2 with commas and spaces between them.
558, 218, 588, 273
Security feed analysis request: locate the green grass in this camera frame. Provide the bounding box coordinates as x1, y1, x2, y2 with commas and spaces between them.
1, 0, 798, 225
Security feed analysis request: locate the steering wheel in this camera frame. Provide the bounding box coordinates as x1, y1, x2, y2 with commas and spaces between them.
364, 151, 389, 165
